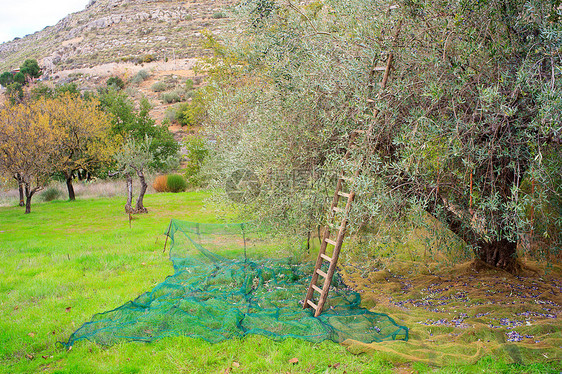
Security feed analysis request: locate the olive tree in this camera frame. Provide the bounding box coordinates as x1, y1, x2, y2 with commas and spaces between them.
203, 0, 561, 271
114, 137, 153, 214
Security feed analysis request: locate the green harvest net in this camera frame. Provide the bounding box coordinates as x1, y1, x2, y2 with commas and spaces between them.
65, 220, 408, 347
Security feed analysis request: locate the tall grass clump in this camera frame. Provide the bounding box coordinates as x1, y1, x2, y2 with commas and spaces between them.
166, 174, 187, 192
153, 175, 169, 192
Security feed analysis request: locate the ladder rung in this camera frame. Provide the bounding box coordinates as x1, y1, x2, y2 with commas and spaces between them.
312, 285, 322, 293
325, 238, 337, 246
338, 191, 351, 198
306, 299, 318, 310
320, 253, 332, 262
316, 269, 328, 278
352, 129, 366, 134
340, 176, 354, 182
373, 66, 386, 71
332, 207, 343, 213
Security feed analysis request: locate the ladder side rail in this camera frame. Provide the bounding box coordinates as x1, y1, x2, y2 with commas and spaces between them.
303, 227, 331, 306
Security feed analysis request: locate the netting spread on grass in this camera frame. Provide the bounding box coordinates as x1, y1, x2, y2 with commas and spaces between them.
65, 220, 408, 347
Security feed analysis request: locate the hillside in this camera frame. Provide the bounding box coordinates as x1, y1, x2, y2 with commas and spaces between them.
0, 0, 236, 73
0, 0, 239, 134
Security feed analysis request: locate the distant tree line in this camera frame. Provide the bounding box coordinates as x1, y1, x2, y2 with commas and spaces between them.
0, 59, 42, 104
0, 69, 179, 214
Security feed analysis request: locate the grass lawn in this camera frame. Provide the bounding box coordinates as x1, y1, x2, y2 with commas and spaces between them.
0, 191, 560, 373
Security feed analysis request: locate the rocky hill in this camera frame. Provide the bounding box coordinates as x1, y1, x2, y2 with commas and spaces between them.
0, 0, 235, 73
0, 0, 238, 135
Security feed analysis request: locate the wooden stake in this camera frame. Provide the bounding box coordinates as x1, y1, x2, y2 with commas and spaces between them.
162, 220, 172, 253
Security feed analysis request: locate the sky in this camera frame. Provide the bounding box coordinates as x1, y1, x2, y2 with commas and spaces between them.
0, 0, 90, 44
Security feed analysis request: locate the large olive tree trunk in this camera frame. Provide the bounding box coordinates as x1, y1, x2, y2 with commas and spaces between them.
476, 239, 518, 271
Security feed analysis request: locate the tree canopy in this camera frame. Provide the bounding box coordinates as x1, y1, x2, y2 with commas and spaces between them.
0, 94, 116, 212
48, 92, 117, 200
0, 99, 63, 213
20, 59, 41, 80
202, 0, 562, 271
97, 89, 179, 171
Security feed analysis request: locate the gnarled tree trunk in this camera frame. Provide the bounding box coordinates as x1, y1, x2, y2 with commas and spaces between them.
134, 168, 148, 214
24, 183, 39, 214
14, 173, 24, 207
64, 170, 76, 201
476, 239, 519, 272
124, 174, 134, 213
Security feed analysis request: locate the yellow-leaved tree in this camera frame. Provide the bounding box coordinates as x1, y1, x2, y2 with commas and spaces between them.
45, 93, 117, 200
0, 100, 62, 213
0, 95, 117, 212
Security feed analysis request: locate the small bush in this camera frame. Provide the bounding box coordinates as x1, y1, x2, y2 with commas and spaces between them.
107, 76, 125, 90
153, 175, 169, 192
178, 100, 205, 126
160, 90, 182, 104
151, 81, 167, 92
164, 106, 180, 123
41, 187, 62, 202
166, 174, 187, 193
212, 12, 227, 19
142, 54, 156, 63
130, 70, 150, 84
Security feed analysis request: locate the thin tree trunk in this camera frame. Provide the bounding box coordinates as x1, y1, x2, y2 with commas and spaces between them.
65, 171, 76, 201
14, 173, 24, 207
135, 168, 148, 213
125, 174, 133, 213
24, 183, 36, 214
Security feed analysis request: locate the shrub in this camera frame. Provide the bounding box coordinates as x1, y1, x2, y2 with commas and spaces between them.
13, 72, 26, 85
178, 100, 205, 126
107, 76, 125, 90
0, 71, 14, 87
41, 187, 62, 202
142, 54, 156, 63
212, 12, 227, 19
161, 89, 185, 104
151, 81, 167, 92
152, 175, 169, 192
166, 174, 187, 192
164, 106, 180, 124
130, 70, 150, 84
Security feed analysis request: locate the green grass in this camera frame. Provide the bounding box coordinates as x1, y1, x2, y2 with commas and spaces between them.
0, 191, 560, 373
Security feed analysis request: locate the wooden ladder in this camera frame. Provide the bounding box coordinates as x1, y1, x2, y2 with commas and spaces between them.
303, 52, 395, 317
